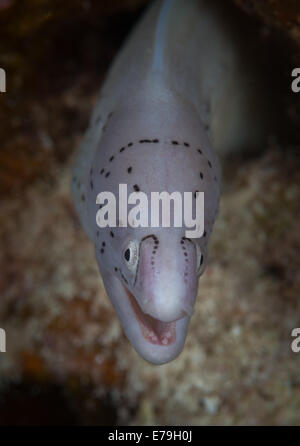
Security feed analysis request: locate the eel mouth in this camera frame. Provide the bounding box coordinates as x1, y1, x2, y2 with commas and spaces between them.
122, 284, 176, 346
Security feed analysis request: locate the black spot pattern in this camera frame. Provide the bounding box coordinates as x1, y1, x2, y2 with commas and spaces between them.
98, 233, 109, 253
149, 235, 159, 271
181, 237, 193, 284
135, 234, 160, 277
98, 139, 215, 178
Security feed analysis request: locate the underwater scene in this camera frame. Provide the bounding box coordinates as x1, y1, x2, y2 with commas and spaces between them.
0, 0, 299, 426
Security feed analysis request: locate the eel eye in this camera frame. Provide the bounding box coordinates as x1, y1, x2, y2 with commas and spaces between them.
124, 248, 130, 261
123, 240, 139, 272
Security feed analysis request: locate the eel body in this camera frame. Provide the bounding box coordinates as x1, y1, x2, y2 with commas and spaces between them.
72, 0, 268, 364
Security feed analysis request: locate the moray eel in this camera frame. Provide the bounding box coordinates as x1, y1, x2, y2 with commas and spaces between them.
72, 0, 269, 364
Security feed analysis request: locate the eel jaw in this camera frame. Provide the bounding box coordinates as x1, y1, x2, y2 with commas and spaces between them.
101, 271, 191, 364
122, 284, 177, 346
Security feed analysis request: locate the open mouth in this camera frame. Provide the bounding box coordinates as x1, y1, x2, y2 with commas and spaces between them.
122, 284, 176, 346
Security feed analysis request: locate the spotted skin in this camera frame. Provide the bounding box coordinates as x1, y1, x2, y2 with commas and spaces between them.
72, 0, 269, 364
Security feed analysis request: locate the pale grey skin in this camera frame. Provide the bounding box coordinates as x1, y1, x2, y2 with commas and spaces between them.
72, 0, 268, 364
